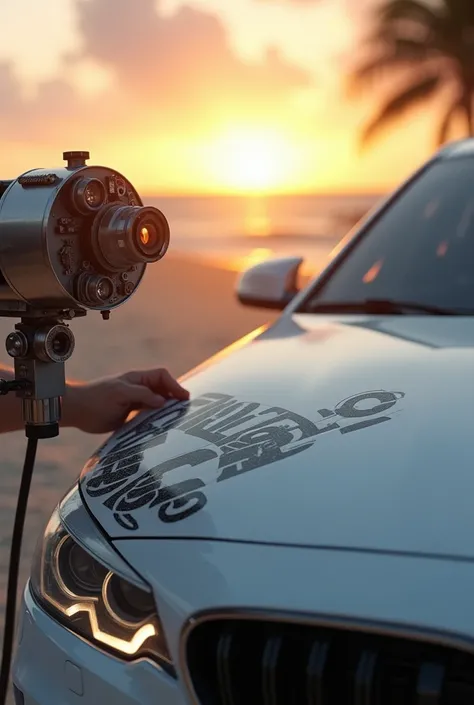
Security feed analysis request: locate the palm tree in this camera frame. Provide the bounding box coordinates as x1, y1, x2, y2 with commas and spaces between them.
348, 0, 474, 147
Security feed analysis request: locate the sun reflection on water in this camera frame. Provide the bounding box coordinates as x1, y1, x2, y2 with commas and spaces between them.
243, 196, 272, 237
227, 247, 275, 271
244, 214, 272, 237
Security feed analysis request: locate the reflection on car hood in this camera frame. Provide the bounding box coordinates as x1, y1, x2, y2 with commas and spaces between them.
79, 313, 474, 558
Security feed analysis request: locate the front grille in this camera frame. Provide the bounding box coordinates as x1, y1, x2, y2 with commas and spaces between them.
185, 617, 474, 705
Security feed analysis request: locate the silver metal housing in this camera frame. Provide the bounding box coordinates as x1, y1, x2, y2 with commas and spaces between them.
0, 161, 155, 313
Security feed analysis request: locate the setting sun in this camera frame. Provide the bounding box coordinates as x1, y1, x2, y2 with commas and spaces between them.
208, 128, 299, 193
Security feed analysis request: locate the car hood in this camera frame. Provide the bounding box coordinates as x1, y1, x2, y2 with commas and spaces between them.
79, 313, 474, 559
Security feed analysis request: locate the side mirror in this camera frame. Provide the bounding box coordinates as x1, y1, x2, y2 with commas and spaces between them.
236, 256, 303, 310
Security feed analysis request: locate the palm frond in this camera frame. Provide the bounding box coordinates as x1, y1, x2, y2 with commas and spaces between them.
347, 38, 434, 95
364, 23, 430, 46
360, 73, 441, 146
436, 96, 462, 144
375, 0, 440, 26
349, 0, 474, 150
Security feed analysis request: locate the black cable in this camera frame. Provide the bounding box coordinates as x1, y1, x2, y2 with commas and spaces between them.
0, 437, 38, 705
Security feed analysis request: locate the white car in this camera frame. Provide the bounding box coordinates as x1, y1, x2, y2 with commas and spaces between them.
12, 139, 474, 705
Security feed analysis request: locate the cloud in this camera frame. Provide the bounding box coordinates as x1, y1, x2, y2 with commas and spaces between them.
0, 0, 311, 149
74, 0, 311, 128
0, 62, 120, 148
256, 0, 320, 3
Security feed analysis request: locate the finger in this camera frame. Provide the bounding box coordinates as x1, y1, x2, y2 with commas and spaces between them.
158, 369, 190, 399
127, 368, 190, 400
123, 383, 167, 410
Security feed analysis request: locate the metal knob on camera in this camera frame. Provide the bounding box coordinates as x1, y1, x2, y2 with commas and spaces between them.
5, 323, 75, 438
31, 324, 75, 364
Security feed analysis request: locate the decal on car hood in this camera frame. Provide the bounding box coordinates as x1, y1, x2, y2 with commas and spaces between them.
81, 388, 404, 532
78, 314, 474, 555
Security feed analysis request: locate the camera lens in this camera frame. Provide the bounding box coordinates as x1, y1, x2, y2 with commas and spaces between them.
136, 223, 156, 253
71, 177, 106, 215
75, 272, 115, 306
92, 204, 170, 272
52, 331, 72, 358
96, 277, 114, 300
139, 226, 152, 246
133, 212, 169, 260
84, 181, 105, 209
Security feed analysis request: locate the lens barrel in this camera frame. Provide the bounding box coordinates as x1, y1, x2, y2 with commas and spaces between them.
71, 177, 107, 215
92, 204, 170, 272
76, 272, 115, 306
0, 157, 171, 314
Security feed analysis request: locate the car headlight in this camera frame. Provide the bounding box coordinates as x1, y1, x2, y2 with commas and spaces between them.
30, 508, 172, 671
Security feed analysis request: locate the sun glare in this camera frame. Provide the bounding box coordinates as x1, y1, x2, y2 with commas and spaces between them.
209, 128, 297, 193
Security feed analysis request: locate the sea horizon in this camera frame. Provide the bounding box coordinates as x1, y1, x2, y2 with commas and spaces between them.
143, 191, 386, 272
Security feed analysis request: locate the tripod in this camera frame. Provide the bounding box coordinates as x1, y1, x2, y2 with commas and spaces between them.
1, 316, 76, 438
0, 315, 76, 705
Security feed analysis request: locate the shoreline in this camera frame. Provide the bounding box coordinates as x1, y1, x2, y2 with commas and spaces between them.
168, 246, 328, 278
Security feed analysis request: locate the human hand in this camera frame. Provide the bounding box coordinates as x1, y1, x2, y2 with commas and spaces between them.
62, 368, 190, 434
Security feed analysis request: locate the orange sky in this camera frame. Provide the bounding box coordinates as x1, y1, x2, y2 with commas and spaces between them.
0, 0, 458, 195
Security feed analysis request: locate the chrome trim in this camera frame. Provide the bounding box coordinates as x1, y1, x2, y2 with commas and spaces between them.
58, 485, 149, 591
22, 397, 61, 426
180, 607, 474, 704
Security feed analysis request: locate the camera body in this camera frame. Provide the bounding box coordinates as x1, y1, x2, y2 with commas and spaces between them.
0, 151, 169, 318
0, 151, 171, 437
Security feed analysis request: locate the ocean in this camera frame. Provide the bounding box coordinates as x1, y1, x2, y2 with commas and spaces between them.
146, 192, 385, 273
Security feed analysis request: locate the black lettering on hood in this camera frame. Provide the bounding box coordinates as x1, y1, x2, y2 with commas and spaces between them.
81, 390, 405, 529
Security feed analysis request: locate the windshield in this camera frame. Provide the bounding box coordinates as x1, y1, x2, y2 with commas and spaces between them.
302, 156, 474, 314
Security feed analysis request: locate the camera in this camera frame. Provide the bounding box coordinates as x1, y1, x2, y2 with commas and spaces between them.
0, 151, 170, 437
0, 150, 169, 318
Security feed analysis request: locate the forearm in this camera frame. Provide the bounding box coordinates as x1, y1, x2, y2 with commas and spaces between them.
0, 364, 83, 434
0, 365, 188, 436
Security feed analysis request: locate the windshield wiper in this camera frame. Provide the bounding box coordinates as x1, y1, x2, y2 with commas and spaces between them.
306, 298, 468, 316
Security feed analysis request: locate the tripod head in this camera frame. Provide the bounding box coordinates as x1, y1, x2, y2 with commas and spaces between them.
0, 150, 170, 438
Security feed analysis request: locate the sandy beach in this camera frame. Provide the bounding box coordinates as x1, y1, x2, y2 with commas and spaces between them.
0, 252, 295, 649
